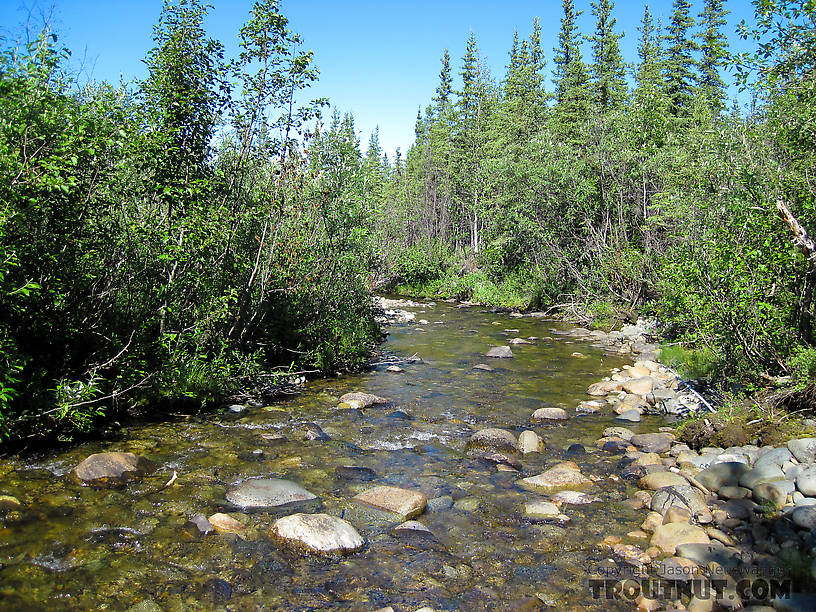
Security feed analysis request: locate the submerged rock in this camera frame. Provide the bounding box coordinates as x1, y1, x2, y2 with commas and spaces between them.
472, 363, 494, 372
71, 452, 154, 488
352, 485, 427, 520
339, 392, 387, 408
226, 478, 317, 510
334, 466, 378, 482
467, 428, 518, 453
271, 513, 364, 556
208, 512, 248, 537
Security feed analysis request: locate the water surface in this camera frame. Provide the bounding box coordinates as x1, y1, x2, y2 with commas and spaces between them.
0, 301, 661, 610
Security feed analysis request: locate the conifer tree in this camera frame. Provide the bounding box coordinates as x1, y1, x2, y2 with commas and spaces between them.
552, 0, 591, 137
697, 0, 729, 111
664, 0, 699, 117
589, 0, 626, 111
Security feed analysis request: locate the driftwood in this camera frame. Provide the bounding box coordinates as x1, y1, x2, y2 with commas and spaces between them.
778, 200, 816, 262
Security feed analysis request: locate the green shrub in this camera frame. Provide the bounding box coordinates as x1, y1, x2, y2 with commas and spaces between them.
660, 344, 721, 381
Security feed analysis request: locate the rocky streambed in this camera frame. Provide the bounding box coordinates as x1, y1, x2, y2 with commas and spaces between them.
0, 299, 813, 611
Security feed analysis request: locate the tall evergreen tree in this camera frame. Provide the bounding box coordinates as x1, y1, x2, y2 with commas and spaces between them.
664, 0, 699, 116
697, 0, 730, 110
589, 0, 626, 110
552, 0, 591, 135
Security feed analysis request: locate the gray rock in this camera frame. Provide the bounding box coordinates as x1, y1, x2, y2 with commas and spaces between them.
650, 484, 708, 516
718, 486, 752, 500
630, 433, 674, 454
531, 407, 568, 421
270, 513, 364, 555
788, 438, 816, 463
795, 496, 816, 508
616, 409, 641, 423
603, 427, 634, 441
335, 466, 378, 482
784, 461, 804, 480
796, 466, 816, 496
226, 478, 317, 509
426, 495, 454, 512
739, 464, 786, 490
792, 506, 816, 530
696, 462, 751, 491
754, 447, 792, 469
467, 428, 518, 453
485, 346, 513, 359
518, 430, 542, 454
675, 542, 741, 568
752, 482, 790, 506
721, 498, 756, 520
646, 388, 677, 406
472, 363, 494, 371
339, 392, 387, 408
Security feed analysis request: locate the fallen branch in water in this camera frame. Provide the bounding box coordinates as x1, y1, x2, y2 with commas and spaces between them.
135, 470, 178, 499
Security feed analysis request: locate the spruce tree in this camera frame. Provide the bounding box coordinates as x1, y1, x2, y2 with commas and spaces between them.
697, 0, 730, 111
664, 0, 699, 117
552, 0, 590, 136
589, 0, 626, 111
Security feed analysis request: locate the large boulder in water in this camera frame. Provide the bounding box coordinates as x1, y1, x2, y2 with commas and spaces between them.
270, 513, 365, 556
71, 452, 155, 488
226, 478, 317, 510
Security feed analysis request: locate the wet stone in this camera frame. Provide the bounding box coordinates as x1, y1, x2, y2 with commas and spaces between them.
226, 478, 317, 510
531, 407, 568, 422
270, 513, 365, 556
651, 522, 710, 555
472, 363, 494, 371
565, 443, 586, 456
675, 543, 741, 569
517, 461, 592, 493
335, 466, 378, 482
616, 410, 642, 423
485, 346, 513, 359
71, 452, 155, 488
466, 428, 518, 453
339, 392, 387, 408
518, 430, 542, 454
352, 485, 427, 520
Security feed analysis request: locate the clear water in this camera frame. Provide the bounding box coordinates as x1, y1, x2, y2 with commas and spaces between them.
0, 301, 664, 610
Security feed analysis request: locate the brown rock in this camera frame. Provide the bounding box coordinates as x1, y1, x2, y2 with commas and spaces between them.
651, 522, 710, 555
352, 485, 426, 520
71, 452, 154, 488
517, 461, 592, 493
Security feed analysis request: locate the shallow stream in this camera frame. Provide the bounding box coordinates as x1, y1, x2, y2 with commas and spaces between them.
0, 301, 665, 610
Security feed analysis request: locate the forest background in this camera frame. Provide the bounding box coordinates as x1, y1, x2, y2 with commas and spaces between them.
0, 0, 814, 443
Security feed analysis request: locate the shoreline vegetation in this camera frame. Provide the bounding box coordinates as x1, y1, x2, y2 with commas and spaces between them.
2, 0, 816, 448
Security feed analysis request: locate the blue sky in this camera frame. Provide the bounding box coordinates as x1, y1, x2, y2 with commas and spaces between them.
1, 0, 758, 158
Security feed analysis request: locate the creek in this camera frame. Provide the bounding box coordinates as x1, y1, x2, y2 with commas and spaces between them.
0, 300, 664, 610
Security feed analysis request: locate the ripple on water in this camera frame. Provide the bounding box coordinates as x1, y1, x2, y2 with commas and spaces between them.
0, 302, 639, 610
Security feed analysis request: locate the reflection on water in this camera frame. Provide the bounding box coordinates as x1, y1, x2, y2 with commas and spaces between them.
0, 302, 663, 610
